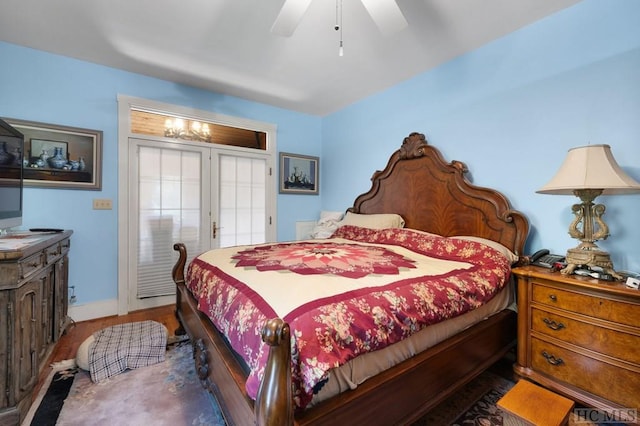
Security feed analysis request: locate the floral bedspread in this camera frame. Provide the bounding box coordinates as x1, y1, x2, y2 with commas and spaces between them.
185, 225, 512, 410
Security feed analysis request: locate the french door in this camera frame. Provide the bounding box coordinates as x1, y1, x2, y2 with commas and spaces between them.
127, 137, 273, 311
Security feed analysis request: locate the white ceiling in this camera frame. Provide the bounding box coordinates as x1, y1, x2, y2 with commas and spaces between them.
0, 0, 581, 116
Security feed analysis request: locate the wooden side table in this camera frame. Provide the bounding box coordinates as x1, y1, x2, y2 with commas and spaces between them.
497, 379, 574, 426
511, 266, 640, 424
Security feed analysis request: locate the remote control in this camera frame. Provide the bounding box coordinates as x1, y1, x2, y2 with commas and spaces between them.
29, 228, 64, 233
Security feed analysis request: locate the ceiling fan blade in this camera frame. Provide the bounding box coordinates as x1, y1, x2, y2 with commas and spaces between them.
360, 0, 408, 36
271, 0, 313, 37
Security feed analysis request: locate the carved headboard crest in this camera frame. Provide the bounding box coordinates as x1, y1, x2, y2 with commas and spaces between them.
399, 132, 428, 160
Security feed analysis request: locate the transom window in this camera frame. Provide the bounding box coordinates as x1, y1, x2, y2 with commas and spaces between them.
131, 109, 267, 150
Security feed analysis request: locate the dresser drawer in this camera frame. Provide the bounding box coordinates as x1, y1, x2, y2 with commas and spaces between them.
60, 238, 71, 254
45, 242, 63, 264
532, 281, 638, 327
532, 308, 640, 365
19, 252, 43, 279
531, 337, 640, 409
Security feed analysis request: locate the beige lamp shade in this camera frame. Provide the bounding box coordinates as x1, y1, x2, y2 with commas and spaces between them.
537, 144, 640, 195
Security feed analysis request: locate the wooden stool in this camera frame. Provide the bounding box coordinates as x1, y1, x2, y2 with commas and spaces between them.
497, 380, 574, 426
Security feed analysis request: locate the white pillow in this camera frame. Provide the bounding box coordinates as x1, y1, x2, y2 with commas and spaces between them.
339, 212, 405, 230
76, 335, 95, 370
310, 211, 344, 239
450, 236, 519, 264
318, 210, 344, 222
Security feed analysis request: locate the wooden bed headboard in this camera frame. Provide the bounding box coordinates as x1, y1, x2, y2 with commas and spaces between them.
349, 132, 529, 257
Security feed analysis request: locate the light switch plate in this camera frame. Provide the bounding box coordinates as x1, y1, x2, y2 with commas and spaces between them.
93, 198, 112, 210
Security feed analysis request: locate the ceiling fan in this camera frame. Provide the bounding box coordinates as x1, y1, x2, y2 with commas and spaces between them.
271, 0, 408, 37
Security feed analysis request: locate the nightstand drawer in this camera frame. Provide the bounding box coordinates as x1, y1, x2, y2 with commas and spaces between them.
531, 337, 640, 409
532, 281, 638, 327
532, 308, 640, 365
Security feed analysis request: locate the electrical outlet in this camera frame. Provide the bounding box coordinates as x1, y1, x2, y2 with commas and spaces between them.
93, 198, 113, 210
625, 277, 640, 289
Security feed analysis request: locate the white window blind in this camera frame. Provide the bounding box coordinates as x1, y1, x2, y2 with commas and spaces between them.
219, 155, 267, 248
137, 146, 203, 299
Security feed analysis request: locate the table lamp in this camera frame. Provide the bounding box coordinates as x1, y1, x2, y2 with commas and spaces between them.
537, 144, 640, 280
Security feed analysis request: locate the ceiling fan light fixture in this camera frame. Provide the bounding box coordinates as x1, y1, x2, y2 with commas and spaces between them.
271, 0, 313, 37
360, 0, 408, 36
272, 0, 408, 39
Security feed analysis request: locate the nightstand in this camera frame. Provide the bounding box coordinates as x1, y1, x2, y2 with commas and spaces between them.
511, 266, 639, 423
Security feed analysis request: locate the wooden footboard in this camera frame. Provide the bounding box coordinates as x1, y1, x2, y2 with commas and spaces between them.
172, 243, 517, 426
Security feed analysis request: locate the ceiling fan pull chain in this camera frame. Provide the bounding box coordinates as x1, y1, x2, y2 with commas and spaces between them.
335, 0, 344, 56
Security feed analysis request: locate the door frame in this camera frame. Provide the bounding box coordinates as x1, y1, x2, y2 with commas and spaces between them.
117, 95, 277, 315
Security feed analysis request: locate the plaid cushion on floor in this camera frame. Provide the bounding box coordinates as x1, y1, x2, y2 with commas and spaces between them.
89, 320, 167, 383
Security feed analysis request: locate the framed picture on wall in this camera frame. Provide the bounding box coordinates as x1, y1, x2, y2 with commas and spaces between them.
6, 118, 103, 190
279, 152, 319, 195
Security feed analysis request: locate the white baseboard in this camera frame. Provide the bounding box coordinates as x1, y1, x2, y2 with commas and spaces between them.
68, 299, 119, 322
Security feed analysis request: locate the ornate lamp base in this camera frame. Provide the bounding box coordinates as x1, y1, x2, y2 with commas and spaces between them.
560, 247, 623, 280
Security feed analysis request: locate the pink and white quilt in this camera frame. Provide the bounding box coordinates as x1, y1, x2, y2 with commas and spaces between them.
185, 225, 512, 410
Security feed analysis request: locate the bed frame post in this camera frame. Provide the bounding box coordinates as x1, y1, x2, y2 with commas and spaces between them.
255, 318, 294, 426
172, 243, 187, 285
172, 243, 187, 335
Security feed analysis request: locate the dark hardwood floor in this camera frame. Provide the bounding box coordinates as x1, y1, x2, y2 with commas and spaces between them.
34, 304, 179, 401
34, 304, 518, 412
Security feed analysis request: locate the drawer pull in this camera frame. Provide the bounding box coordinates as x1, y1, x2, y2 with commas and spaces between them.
28, 262, 39, 267
543, 318, 565, 330
548, 294, 557, 302
542, 351, 564, 366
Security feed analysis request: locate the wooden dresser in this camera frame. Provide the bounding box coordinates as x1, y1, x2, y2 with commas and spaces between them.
0, 231, 72, 426
511, 266, 639, 422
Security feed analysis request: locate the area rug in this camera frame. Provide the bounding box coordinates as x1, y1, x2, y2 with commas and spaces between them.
413, 370, 516, 425
25, 345, 597, 426
23, 341, 225, 426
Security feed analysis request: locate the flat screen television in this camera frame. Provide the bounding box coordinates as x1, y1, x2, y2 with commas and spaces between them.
0, 118, 24, 233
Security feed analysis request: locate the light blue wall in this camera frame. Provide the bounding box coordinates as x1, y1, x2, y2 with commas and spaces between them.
2, 0, 639, 310
0, 42, 322, 305
322, 0, 640, 273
